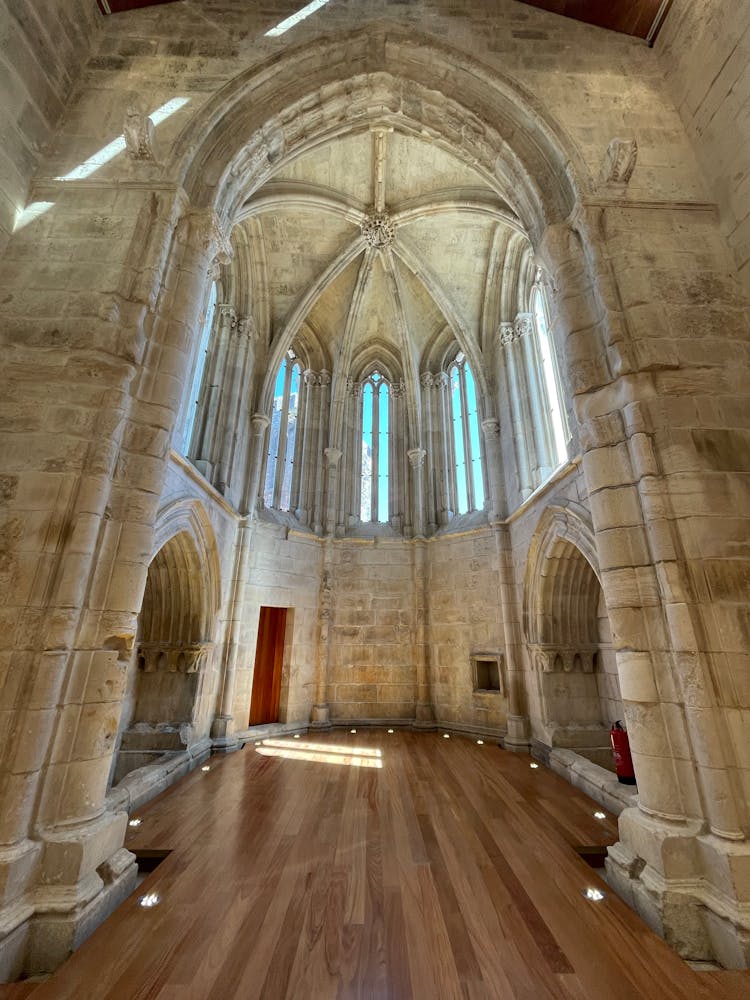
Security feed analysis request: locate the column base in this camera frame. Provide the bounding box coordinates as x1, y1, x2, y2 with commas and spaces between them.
503, 714, 531, 751
606, 807, 750, 968
309, 704, 331, 729
211, 714, 240, 752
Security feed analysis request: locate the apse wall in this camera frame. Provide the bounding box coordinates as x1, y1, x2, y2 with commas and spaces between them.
658, 0, 750, 297
0, 0, 99, 254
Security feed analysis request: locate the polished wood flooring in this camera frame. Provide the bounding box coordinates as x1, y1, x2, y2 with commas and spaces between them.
12, 732, 750, 999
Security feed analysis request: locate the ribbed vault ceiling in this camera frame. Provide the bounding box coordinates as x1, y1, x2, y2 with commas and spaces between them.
235, 128, 533, 384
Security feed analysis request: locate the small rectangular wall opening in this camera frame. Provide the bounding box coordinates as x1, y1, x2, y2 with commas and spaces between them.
472, 654, 504, 694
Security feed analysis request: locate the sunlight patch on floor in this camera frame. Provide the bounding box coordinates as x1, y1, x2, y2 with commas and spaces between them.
256, 738, 383, 768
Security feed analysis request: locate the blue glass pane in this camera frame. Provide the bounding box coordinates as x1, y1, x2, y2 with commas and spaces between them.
377, 383, 389, 522
464, 364, 484, 510
280, 363, 301, 511
361, 382, 373, 521
451, 367, 468, 514
264, 357, 287, 506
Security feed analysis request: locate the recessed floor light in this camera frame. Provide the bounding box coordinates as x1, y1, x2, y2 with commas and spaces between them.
594, 811, 606, 820
293, 734, 300, 739
139, 893, 160, 908
387, 729, 394, 734
530, 762, 539, 769
583, 887, 606, 902
476, 740, 484, 745
443, 733, 450, 739
201, 765, 211, 772
128, 818, 142, 827
350, 729, 357, 734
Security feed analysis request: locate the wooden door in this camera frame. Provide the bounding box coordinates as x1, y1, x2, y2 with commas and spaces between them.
249, 606, 287, 726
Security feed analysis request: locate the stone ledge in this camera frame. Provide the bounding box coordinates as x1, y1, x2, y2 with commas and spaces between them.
545, 746, 638, 816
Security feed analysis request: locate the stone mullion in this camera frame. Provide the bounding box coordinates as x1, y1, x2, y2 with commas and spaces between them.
458, 364, 474, 511
435, 374, 452, 523
294, 373, 313, 523
272, 364, 292, 508
288, 373, 307, 516
390, 387, 402, 530
443, 373, 459, 517
190, 305, 233, 476
312, 375, 330, 534
350, 386, 363, 524
420, 375, 437, 534
215, 319, 253, 494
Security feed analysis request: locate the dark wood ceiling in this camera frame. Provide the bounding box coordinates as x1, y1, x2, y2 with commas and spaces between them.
96, 0, 672, 43
96, 0, 180, 13
516, 1, 671, 41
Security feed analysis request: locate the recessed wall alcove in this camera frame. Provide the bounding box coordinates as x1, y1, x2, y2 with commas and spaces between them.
113, 504, 220, 784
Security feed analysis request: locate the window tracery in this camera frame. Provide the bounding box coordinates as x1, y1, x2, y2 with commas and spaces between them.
360, 371, 390, 523
264, 351, 302, 511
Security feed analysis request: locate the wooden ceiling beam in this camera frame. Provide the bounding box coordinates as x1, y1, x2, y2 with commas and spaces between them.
516, 1, 673, 43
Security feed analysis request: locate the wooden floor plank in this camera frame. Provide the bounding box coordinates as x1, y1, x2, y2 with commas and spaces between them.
16, 732, 750, 999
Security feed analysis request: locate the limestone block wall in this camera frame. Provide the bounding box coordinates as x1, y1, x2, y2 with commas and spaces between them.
428, 528, 507, 731
658, 0, 750, 296
326, 539, 417, 720
0, 0, 99, 255
235, 523, 321, 728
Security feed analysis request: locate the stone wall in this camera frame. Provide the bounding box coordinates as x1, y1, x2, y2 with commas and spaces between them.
236, 523, 321, 727
428, 527, 507, 731
327, 539, 417, 721
658, 0, 750, 296
0, 0, 99, 254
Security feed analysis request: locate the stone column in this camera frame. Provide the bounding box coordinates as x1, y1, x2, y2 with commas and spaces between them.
310, 540, 334, 728
407, 447, 427, 539
312, 372, 331, 534
480, 417, 505, 519
243, 413, 270, 519
420, 373, 438, 534
434, 372, 452, 523
211, 516, 253, 750
412, 539, 436, 728
542, 208, 750, 966
492, 521, 529, 749
190, 303, 235, 481
214, 316, 255, 496
323, 447, 342, 537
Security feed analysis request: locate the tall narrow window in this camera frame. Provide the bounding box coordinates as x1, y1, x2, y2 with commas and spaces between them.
360, 371, 389, 523
181, 282, 216, 454
448, 354, 485, 515
264, 351, 301, 511
532, 286, 567, 466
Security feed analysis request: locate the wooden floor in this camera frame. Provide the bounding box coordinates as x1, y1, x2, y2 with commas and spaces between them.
12, 732, 750, 999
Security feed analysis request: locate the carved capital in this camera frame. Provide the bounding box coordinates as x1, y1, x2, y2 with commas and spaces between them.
250, 412, 270, 435
514, 313, 533, 338
390, 379, 406, 399
318, 369, 331, 387
189, 209, 233, 268
407, 448, 427, 470
481, 418, 500, 439
304, 368, 318, 388
324, 447, 342, 467
435, 371, 449, 391
420, 371, 434, 390
499, 322, 515, 347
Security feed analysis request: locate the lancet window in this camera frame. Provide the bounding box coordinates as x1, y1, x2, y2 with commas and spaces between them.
448, 355, 485, 515
360, 371, 390, 523
531, 283, 567, 467
264, 351, 302, 511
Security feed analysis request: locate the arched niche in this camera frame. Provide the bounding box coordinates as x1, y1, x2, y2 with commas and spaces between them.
114, 500, 221, 783
523, 503, 623, 766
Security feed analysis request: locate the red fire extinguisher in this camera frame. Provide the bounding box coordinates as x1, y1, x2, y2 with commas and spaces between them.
610, 721, 636, 785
